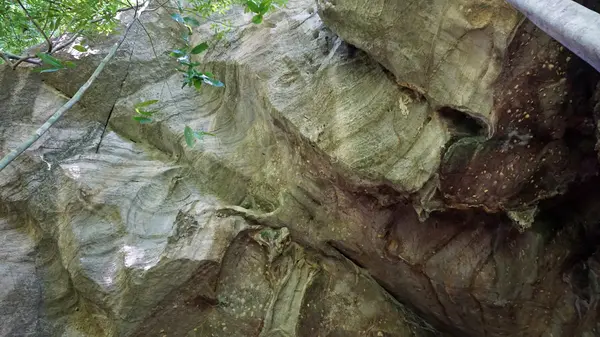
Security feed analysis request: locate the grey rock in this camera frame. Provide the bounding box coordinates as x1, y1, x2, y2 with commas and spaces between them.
316, 0, 522, 134
1, 0, 600, 336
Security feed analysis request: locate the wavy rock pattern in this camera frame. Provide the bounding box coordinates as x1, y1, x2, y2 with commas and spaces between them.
1, 0, 600, 337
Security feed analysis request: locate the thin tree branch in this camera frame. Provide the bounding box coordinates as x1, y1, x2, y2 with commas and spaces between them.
12, 56, 32, 69
118, 5, 139, 12
52, 32, 82, 53
0, 52, 14, 68
16, 0, 54, 53
6, 3, 140, 70
0, 8, 140, 172
136, 18, 159, 58
1, 51, 41, 65
89, 3, 141, 24
146, 0, 175, 12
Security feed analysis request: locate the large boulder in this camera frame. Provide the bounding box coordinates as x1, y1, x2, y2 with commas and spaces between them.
1, 0, 600, 336
0, 2, 444, 336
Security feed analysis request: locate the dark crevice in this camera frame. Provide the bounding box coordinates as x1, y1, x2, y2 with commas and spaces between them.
327, 240, 450, 336
326, 240, 367, 270
536, 176, 600, 270
438, 107, 486, 139
95, 104, 118, 154
95, 48, 135, 153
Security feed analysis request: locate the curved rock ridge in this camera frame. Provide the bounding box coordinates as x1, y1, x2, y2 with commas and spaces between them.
0, 0, 599, 337
0, 2, 444, 336
319, 0, 600, 223
316, 0, 522, 135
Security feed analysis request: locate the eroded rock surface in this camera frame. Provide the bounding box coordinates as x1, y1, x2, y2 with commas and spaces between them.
319, 0, 600, 225
1, 0, 600, 336
317, 0, 521, 131
132, 227, 436, 337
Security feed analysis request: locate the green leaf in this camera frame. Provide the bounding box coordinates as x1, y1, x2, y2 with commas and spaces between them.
37, 68, 61, 73
178, 59, 201, 67
251, 14, 263, 24
193, 77, 203, 89
134, 99, 159, 108
201, 75, 224, 87
183, 16, 200, 27
135, 109, 157, 116
259, 0, 272, 14
73, 45, 87, 52
194, 131, 216, 140
247, 0, 260, 13
171, 13, 184, 23
169, 49, 187, 58
184, 126, 195, 147
134, 100, 159, 117
133, 116, 153, 124
190, 42, 209, 54
63, 61, 76, 68
36, 53, 63, 68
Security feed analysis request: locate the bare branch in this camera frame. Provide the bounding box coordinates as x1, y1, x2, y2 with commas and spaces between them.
16, 0, 54, 53
12, 56, 33, 69
146, 0, 174, 12
11, 55, 43, 69
1, 51, 40, 64
7, 3, 142, 70
52, 32, 82, 54
118, 5, 138, 12
136, 18, 159, 58
0, 52, 14, 68
0, 8, 141, 172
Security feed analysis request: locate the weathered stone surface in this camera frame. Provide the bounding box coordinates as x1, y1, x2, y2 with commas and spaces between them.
0, 2, 446, 336
1, 0, 600, 336
438, 19, 600, 221
132, 227, 436, 337
0, 211, 40, 337
318, 0, 600, 221
317, 0, 522, 133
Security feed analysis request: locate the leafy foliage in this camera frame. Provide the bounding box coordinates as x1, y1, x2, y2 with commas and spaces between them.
168, 9, 224, 92
245, 0, 287, 24
132, 99, 159, 123
0, 0, 124, 56
2, 0, 287, 149
165, 0, 288, 95
34, 52, 76, 72
184, 125, 216, 147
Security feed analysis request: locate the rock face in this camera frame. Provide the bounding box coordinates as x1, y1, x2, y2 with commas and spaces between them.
317, 0, 521, 133
1, 0, 600, 336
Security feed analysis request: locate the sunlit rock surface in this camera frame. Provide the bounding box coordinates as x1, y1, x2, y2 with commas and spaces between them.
1, 0, 600, 336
